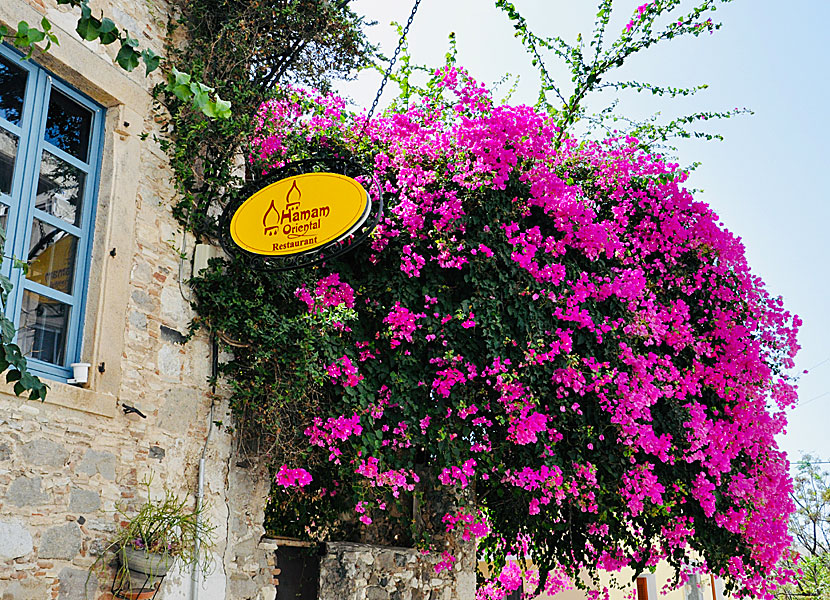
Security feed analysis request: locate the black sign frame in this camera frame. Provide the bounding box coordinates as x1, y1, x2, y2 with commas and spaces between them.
219, 156, 383, 271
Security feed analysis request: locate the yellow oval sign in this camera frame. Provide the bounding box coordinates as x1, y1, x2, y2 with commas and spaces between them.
230, 173, 370, 256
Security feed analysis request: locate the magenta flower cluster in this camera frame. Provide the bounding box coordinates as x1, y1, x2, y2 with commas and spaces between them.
252, 65, 800, 599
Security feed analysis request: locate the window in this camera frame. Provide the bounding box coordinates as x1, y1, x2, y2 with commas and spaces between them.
0, 44, 104, 381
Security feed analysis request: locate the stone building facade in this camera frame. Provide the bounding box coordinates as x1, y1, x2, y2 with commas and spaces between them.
0, 1, 475, 599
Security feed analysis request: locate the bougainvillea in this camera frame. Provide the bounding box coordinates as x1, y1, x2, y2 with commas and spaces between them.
192, 65, 800, 598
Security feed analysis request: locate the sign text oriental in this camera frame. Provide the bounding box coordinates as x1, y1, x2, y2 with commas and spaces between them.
230, 172, 370, 256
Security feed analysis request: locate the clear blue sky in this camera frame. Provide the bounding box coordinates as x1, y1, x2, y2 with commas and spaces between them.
336, 0, 830, 464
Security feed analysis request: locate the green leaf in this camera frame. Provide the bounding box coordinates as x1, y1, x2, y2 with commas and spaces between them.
0, 274, 13, 298
99, 17, 116, 34
6, 369, 21, 383
98, 18, 118, 45
76, 16, 102, 42
4, 343, 22, 362
12, 258, 28, 274
172, 67, 191, 86
167, 68, 193, 100
212, 97, 232, 120
20, 371, 37, 389
190, 81, 211, 110
0, 316, 15, 343
116, 41, 140, 71
26, 28, 46, 45
141, 48, 160, 75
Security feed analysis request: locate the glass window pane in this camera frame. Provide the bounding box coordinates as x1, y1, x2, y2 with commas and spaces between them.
0, 203, 9, 240
0, 128, 19, 196
36, 150, 85, 226
18, 290, 69, 366
44, 88, 92, 162
0, 55, 27, 125
28, 218, 78, 294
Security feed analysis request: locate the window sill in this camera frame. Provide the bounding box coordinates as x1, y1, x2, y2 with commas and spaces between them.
0, 379, 117, 418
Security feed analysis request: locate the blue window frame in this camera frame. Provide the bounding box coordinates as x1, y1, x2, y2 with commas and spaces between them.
0, 44, 104, 382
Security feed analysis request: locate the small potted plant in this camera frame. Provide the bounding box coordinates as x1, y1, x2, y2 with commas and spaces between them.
98, 479, 215, 599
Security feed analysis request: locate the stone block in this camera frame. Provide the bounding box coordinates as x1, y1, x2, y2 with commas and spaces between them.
234, 537, 257, 563
6, 475, 49, 506
368, 587, 388, 600
158, 344, 183, 377
129, 310, 147, 329
21, 438, 69, 467
39, 522, 82, 560
0, 520, 33, 560
259, 588, 277, 600
0, 579, 52, 600
0, 442, 10, 461
76, 449, 116, 480
131, 289, 153, 309
156, 387, 198, 433
57, 567, 98, 600
69, 487, 101, 513
161, 287, 191, 324
228, 573, 258, 598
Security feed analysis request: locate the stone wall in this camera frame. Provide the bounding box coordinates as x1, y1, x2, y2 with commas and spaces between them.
317, 542, 476, 600
0, 0, 274, 598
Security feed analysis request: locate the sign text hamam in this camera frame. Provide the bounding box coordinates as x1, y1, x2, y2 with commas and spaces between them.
230, 173, 370, 256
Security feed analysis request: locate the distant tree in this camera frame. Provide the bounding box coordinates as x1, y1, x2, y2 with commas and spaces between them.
778, 456, 830, 600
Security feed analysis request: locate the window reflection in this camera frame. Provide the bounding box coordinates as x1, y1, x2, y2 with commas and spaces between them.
0, 55, 27, 125
44, 89, 92, 162
19, 290, 69, 366
0, 128, 19, 196
36, 150, 85, 226
28, 218, 78, 294
0, 204, 8, 237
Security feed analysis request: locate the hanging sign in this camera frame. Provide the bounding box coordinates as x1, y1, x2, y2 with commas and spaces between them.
230, 172, 370, 256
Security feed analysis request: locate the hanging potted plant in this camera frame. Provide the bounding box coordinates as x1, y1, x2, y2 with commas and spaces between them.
96, 479, 215, 599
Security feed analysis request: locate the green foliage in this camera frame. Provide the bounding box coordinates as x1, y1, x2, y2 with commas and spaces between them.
0, 224, 47, 401
157, 0, 372, 241
497, 0, 747, 152
180, 0, 373, 93
0, 0, 231, 119
166, 68, 232, 120
155, 5, 373, 540
91, 478, 216, 589
0, 18, 59, 58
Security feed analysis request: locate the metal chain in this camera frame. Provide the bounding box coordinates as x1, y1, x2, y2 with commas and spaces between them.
358, 0, 423, 138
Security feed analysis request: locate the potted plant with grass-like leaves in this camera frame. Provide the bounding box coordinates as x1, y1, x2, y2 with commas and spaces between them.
101, 479, 215, 599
